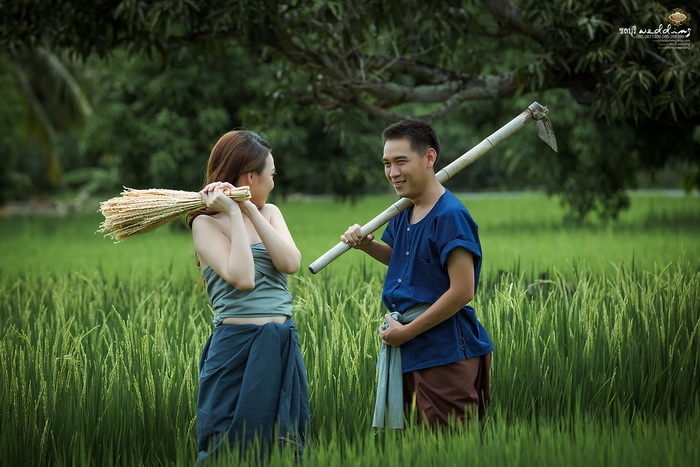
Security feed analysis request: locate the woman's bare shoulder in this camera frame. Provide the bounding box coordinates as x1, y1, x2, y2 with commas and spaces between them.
260, 203, 282, 218
192, 214, 224, 233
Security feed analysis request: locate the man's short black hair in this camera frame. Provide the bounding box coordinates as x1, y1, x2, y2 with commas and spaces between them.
382, 119, 440, 165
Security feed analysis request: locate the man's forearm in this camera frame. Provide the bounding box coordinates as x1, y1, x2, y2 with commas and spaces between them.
360, 241, 392, 266
404, 246, 475, 338
403, 286, 471, 339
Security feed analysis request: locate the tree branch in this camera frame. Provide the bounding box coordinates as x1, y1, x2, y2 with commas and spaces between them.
37, 47, 94, 118
349, 53, 463, 84
312, 71, 519, 123
351, 73, 517, 105
481, 0, 546, 44
422, 74, 519, 122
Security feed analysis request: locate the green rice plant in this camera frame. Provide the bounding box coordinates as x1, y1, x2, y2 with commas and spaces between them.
480, 262, 700, 422
1, 192, 698, 465
0, 271, 209, 464
1, 261, 698, 465
290, 271, 384, 439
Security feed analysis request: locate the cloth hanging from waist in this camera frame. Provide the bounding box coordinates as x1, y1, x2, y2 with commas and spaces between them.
196, 318, 310, 461
372, 303, 430, 429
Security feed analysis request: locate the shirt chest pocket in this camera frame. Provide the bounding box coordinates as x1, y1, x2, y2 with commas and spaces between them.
409, 257, 448, 302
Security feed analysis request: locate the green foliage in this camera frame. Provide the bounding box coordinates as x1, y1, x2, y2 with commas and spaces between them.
3, 1, 697, 123
79, 49, 234, 191
519, 1, 700, 123
73, 46, 387, 196
1, 0, 698, 219
0, 49, 96, 197
2, 260, 698, 467
0, 59, 32, 203
434, 90, 699, 220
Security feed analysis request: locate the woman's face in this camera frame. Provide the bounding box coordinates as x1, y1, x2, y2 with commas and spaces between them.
248, 153, 276, 208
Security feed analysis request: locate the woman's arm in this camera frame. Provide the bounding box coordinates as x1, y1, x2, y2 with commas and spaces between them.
193, 184, 255, 290
241, 201, 301, 274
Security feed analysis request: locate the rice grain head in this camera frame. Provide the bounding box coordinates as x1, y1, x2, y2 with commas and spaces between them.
97, 187, 251, 242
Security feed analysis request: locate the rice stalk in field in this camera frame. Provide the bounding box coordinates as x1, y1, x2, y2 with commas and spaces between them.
0, 261, 698, 465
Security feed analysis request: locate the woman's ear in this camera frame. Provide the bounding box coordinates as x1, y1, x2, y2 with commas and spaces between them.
237, 172, 254, 187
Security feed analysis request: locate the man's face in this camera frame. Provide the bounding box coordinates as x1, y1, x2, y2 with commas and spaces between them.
382, 138, 429, 199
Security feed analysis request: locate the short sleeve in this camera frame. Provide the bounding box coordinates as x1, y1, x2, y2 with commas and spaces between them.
381, 216, 397, 247
440, 236, 481, 269
435, 210, 481, 269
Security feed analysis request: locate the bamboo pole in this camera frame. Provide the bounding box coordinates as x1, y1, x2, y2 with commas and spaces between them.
308, 101, 550, 274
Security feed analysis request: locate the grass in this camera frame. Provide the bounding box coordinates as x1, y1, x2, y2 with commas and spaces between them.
0, 191, 698, 465
1, 191, 698, 278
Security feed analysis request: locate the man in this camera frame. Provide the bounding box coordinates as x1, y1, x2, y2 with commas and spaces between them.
342, 119, 493, 428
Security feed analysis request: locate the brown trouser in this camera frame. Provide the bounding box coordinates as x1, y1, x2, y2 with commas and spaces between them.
402, 353, 492, 426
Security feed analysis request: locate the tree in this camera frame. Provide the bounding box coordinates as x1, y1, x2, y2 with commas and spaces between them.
1, 0, 698, 217
3, 1, 697, 123
0, 48, 92, 201
78, 45, 386, 199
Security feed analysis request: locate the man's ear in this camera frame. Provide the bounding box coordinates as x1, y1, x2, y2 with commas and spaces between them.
426, 148, 438, 169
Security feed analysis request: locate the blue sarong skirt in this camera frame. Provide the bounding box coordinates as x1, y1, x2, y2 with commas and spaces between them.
196, 318, 310, 457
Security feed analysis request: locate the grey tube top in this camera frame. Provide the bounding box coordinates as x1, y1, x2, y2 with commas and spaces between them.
202, 242, 293, 324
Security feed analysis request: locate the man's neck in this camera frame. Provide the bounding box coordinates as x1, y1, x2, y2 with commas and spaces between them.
409, 177, 445, 222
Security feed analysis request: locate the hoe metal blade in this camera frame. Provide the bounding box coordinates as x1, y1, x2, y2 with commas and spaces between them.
529, 102, 558, 153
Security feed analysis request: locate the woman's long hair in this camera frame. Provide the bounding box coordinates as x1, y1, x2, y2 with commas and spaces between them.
187, 130, 271, 228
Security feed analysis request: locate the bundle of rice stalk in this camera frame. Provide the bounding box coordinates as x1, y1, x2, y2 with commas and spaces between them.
98, 186, 251, 242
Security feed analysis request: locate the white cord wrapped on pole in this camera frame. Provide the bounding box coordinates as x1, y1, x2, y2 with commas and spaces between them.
308, 101, 555, 274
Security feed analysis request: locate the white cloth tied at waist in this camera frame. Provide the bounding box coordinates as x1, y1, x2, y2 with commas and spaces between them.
372, 303, 430, 429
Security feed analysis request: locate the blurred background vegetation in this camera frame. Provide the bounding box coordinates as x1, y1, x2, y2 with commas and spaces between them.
0, 0, 698, 220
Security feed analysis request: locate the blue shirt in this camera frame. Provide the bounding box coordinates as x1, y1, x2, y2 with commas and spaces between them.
381, 189, 493, 372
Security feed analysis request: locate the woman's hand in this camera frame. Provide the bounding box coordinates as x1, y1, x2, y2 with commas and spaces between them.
200, 182, 240, 215
237, 199, 259, 217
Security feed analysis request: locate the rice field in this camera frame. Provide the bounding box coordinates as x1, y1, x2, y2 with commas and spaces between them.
1, 191, 698, 465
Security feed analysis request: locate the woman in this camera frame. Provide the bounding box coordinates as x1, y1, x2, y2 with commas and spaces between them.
188, 130, 310, 461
